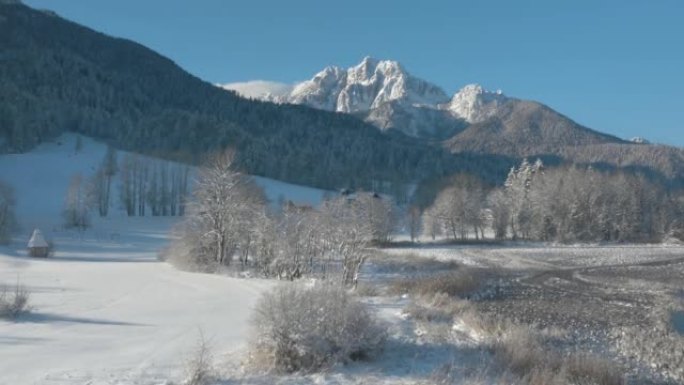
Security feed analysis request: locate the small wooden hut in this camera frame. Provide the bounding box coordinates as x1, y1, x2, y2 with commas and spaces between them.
28, 228, 49, 258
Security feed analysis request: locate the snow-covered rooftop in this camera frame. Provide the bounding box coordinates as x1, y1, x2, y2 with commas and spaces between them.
27, 228, 48, 248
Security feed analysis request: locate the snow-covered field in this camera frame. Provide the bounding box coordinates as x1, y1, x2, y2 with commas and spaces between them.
2, 134, 683, 384
0, 221, 272, 384
0, 134, 328, 384
383, 243, 684, 270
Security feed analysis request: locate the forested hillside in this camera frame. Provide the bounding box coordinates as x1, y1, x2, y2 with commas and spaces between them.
445, 99, 622, 156
0, 2, 475, 192
2, 2, 682, 197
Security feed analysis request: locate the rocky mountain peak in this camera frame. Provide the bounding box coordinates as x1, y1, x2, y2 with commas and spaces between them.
446, 84, 508, 123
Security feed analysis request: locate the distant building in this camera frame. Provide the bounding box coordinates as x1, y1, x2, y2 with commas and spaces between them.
28, 228, 49, 258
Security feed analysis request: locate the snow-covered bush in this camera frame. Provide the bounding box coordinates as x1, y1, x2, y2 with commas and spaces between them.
182, 333, 215, 385
249, 283, 386, 373
403, 293, 471, 324
0, 282, 30, 319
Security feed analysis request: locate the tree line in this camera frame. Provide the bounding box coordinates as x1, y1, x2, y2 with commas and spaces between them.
165, 153, 684, 288
420, 159, 684, 243
63, 146, 190, 229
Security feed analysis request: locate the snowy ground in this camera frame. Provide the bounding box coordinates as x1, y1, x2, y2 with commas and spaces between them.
2, 134, 683, 384
0, 134, 326, 384
383, 242, 684, 270
0, 220, 272, 384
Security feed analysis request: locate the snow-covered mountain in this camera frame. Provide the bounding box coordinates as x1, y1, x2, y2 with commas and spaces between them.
220, 57, 512, 139
220, 57, 628, 153
222, 57, 449, 111
445, 84, 507, 123
218, 80, 294, 100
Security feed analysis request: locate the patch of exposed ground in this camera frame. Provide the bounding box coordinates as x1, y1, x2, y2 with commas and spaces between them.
377, 244, 684, 384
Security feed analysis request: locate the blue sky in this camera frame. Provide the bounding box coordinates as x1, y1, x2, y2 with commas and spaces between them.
24, 0, 684, 146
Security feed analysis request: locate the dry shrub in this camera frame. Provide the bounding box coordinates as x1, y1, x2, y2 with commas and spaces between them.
493, 326, 624, 385
563, 354, 624, 385
494, 327, 555, 377
249, 283, 386, 373
354, 282, 380, 297
163, 224, 220, 273
411, 292, 623, 385
404, 293, 472, 323
389, 270, 479, 298
0, 282, 30, 319
183, 333, 215, 385
371, 252, 460, 274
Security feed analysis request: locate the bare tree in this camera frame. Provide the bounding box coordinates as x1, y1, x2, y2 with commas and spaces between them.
119, 154, 137, 216
356, 192, 396, 244
184, 150, 265, 266
319, 196, 373, 287
63, 174, 90, 230
487, 189, 509, 240
407, 205, 422, 242
421, 206, 443, 241
97, 145, 118, 217
270, 203, 319, 280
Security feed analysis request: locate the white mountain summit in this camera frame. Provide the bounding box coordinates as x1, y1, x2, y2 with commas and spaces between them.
219, 57, 508, 138
446, 84, 507, 123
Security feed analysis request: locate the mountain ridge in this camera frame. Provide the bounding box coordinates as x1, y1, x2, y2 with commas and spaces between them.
220, 57, 624, 151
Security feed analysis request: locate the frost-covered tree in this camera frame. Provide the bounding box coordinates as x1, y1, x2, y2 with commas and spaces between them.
487, 189, 509, 240
193, 151, 264, 265
63, 174, 90, 230
269, 203, 320, 280
502, 159, 543, 240
318, 196, 374, 287
407, 205, 422, 242
421, 205, 443, 241
119, 154, 189, 217
168, 151, 266, 270
356, 192, 396, 244
488, 163, 671, 243
119, 154, 137, 216
424, 174, 486, 241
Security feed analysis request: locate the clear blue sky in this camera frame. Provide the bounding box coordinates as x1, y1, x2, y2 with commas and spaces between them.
24, 0, 684, 146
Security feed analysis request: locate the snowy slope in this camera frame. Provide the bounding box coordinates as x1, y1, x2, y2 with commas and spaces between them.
0, 133, 330, 229
217, 80, 294, 100
0, 133, 332, 384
